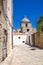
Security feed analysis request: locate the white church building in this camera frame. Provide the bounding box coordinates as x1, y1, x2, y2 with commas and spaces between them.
13, 16, 36, 46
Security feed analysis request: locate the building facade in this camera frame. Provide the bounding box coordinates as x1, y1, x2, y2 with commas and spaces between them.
0, 0, 13, 62
13, 16, 36, 46
20, 16, 36, 33
21, 16, 32, 33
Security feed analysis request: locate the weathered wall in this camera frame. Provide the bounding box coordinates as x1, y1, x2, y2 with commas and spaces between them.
0, 0, 13, 62
7, 24, 12, 55
0, 26, 4, 62
3, 0, 13, 55
3, 0, 7, 15
6, 0, 13, 54
21, 22, 32, 33
32, 32, 43, 48
0, 0, 7, 62
13, 33, 33, 46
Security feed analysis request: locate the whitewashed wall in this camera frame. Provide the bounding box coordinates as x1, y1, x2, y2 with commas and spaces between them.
13, 34, 33, 46
13, 35, 27, 45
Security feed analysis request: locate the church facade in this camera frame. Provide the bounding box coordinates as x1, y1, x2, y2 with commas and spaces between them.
13, 16, 36, 46
20, 16, 36, 33
14, 16, 36, 34
0, 0, 13, 62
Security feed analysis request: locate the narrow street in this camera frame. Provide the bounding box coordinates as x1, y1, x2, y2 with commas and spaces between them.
0, 44, 43, 65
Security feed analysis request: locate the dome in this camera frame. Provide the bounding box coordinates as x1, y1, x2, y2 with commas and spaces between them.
21, 16, 30, 22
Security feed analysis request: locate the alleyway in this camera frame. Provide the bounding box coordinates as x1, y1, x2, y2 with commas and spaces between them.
0, 44, 43, 65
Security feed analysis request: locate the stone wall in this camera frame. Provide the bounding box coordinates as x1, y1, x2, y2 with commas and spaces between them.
0, 0, 13, 62
32, 32, 43, 49
0, 27, 4, 62
7, 28, 12, 55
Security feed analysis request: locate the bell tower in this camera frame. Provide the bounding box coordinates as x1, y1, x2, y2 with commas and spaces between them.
21, 16, 32, 33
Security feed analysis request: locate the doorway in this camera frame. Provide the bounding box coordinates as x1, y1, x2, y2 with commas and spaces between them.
3, 30, 7, 59
29, 36, 30, 45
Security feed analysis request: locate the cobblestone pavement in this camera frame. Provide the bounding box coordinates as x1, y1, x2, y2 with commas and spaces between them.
0, 44, 43, 65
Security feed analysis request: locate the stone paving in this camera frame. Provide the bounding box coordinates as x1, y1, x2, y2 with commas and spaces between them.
0, 44, 43, 65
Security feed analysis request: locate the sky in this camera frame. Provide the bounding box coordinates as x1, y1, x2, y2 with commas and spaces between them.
13, 0, 43, 30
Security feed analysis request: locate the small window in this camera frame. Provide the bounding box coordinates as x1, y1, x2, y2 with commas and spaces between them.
26, 24, 28, 27
22, 41, 25, 43
27, 29, 29, 32
18, 37, 21, 39
4, 30, 7, 35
